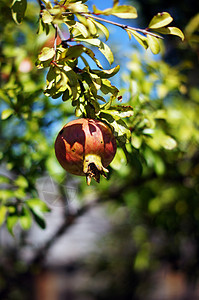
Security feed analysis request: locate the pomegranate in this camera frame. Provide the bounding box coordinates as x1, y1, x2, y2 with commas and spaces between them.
55, 118, 117, 185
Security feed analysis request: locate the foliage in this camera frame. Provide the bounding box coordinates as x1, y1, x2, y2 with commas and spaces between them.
81, 12, 199, 299
0, 0, 185, 234
11, 0, 184, 142
0, 0, 199, 298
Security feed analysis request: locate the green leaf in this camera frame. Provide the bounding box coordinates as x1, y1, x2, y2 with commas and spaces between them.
113, 118, 131, 141
46, 65, 57, 82
62, 87, 73, 101
38, 47, 55, 62
0, 175, 10, 184
89, 72, 102, 90
148, 12, 173, 29
64, 45, 85, 59
19, 207, 32, 230
155, 27, 184, 40
30, 209, 46, 229
110, 147, 127, 171
99, 112, 131, 143
127, 29, 148, 49
26, 198, 50, 213
82, 72, 97, 96
83, 47, 103, 69
91, 19, 110, 40
90, 65, 120, 79
101, 79, 119, 97
56, 73, 70, 93
104, 105, 134, 118
97, 40, 114, 65
14, 175, 28, 189
0, 91, 10, 105
7, 212, 18, 236
147, 34, 160, 54
93, 4, 137, 19
0, 206, 7, 226
11, 0, 27, 24
1, 108, 14, 120
75, 38, 114, 65
26, 198, 50, 229
96, 95, 106, 103
0, 190, 15, 201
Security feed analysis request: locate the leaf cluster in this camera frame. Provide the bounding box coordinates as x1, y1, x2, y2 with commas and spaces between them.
0, 0, 189, 236
10, 0, 184, 149
0, 174, 50, 234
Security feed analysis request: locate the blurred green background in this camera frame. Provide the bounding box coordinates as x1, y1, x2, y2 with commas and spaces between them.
0, 0, 199, 299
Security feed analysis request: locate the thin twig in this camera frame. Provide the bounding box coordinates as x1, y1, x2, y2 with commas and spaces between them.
54, 25, 58, 60
29, 170, 187, 267
61, 11, 163, 39
30, 197, 102, 266
83, 13, 163, 39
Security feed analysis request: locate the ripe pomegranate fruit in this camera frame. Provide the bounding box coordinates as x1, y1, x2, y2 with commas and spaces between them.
55, 118, 117, 185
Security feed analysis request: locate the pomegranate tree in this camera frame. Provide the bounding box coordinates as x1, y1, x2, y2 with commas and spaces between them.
55, 118, 117, 185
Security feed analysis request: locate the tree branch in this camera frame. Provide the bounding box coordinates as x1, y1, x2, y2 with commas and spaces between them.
61, 11, 163, 39
29, 170, 186, 268
30, 196, 103, 266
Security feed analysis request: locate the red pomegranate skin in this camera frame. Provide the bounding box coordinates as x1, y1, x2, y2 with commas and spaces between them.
54, 118, 117, 182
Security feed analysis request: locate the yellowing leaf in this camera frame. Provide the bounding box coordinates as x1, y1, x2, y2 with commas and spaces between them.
68, 2, 88, 13
99, 42, 114, 65
148, 12, 173, 29
1, 108, 14, 120
127, 29, 148, 49
147, 34, 160, 54
86, 18, 97, 36
75, 22, 89, 38
101, 79, 119, 96
83, 47, 103, 68
109, 105, 134, 118
92, 19, 110, 40
91, 65, 120, 78
155, 27, 184, 41
100, 112, 131, 142
38, 47, 55, 61
75, 38, 114, 65
108, 5, 137, 19
42, 10, 53, 23
93, 4, 137, 19
125, 29, 132, 40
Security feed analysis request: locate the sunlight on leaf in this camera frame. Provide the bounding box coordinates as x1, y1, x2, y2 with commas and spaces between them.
148, 12, 173, 29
